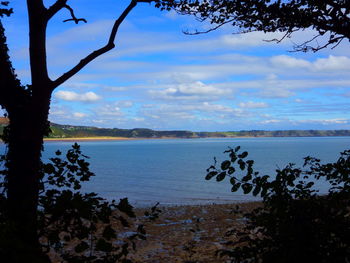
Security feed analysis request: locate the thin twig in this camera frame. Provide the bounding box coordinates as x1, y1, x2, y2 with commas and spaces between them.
63, 4, 87, 24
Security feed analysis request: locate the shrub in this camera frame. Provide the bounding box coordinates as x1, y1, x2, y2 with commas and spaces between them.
206, 146, 350, 263
0, 143, 160, 263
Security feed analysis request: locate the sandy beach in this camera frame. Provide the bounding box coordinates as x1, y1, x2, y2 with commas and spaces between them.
44, 136, 137, 142
43, 136, 190, 142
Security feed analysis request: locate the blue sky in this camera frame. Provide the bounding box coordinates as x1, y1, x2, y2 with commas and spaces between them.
2, 0, 350, 131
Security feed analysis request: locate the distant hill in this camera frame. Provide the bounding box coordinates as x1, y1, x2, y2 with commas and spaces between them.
0, 117, 9, 136
1, 120, 350, 139
49, 123, 196, 138
0, 117, 8, 125
48, 123, 350, 139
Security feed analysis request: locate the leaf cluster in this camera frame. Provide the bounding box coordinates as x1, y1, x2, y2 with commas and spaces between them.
0, 143, 157, 263
0, 1, 12, 17
206, 146, 350, 262
157, 0, 350, 52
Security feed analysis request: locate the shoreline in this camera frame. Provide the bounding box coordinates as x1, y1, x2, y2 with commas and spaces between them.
44, 136, 138, 142
50, 201, 260, 263
43, 136, 188, 142
43, 135, 349, 142
124, 202, 260, 262
1, 135, 349, 144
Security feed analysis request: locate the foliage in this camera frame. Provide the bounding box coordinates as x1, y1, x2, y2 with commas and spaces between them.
206, 146, 350, 262
0, 1, 12, 17
157, 0, 350, 52
0, 143, 160, 262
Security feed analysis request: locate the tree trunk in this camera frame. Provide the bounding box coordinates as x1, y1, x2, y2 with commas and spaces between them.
5, 91, 52, 263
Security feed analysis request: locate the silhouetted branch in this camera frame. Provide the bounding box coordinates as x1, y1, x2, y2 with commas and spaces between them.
52, 0, 144, 89
62, 4, 87, 24
161, 0, 350, 53
47, 0, 67, 19
292, 35, 346, 52
263, 29, 296, 44
183, 18, 236, 35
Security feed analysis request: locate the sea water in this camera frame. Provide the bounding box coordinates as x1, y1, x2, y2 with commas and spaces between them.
1, 137, 349, 206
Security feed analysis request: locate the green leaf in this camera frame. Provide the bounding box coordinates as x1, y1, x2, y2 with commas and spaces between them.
44, 163, 55, 174
231, 183, 241, 192
252, 186, 261, 196
242, 174, 252, 182
242, 183, 253, 194
216, 172, 226, 182
228, 167, 235, 174
234, 146, 241, 152
238, 151, 248, 159
238, 159, 246, 170
221, 160, 231, 170
205, 171, 218, 180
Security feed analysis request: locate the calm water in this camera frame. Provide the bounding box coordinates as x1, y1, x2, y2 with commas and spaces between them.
1, 137, 350, 206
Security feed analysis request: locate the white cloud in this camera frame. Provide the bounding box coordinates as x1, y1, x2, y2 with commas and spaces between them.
313, 55, 350, 72
239, 101, 268, 109
149, 81, 230, 100
116, 100, 134, 108
221, 31, 285, 48
321, 119, 348, 124
298, 118, 349, 125
73, 112, 88, 118
95, 104, 124, 117
163, 10, 179, 20
55, 91, 101, 102
270, 55, 311, 69
261, 119, 282, 124
49, 110, 66, 116
270, 55, 350, 73
140, 102, 245, 124
258, 88, 295, 98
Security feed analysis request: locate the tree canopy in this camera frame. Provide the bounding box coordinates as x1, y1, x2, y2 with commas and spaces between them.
157, 0, 350, 52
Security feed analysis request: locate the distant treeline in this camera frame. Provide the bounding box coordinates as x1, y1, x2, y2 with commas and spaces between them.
48, 123, 350, 138
1, 121, 350, 139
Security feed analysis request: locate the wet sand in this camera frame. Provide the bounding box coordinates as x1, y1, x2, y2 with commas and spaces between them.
48, 202, 259, 263
127, 202, 260, 262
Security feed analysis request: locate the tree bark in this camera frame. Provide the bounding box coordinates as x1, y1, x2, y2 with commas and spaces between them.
5, 92, 52, 262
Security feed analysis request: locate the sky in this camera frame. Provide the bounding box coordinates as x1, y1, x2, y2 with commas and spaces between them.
1, 0, 350, 131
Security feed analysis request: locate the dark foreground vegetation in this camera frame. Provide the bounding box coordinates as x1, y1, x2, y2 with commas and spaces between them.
205, 146, 350, 263
0, 143, 162, 263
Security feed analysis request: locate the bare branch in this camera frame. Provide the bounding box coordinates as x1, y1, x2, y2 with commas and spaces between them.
183, 18, 236, 35
47, 0, 67, 19
52, 0, 145, 89
62, 4, 87, 24
263, 29, 296, 44
291, 34, 345, 53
